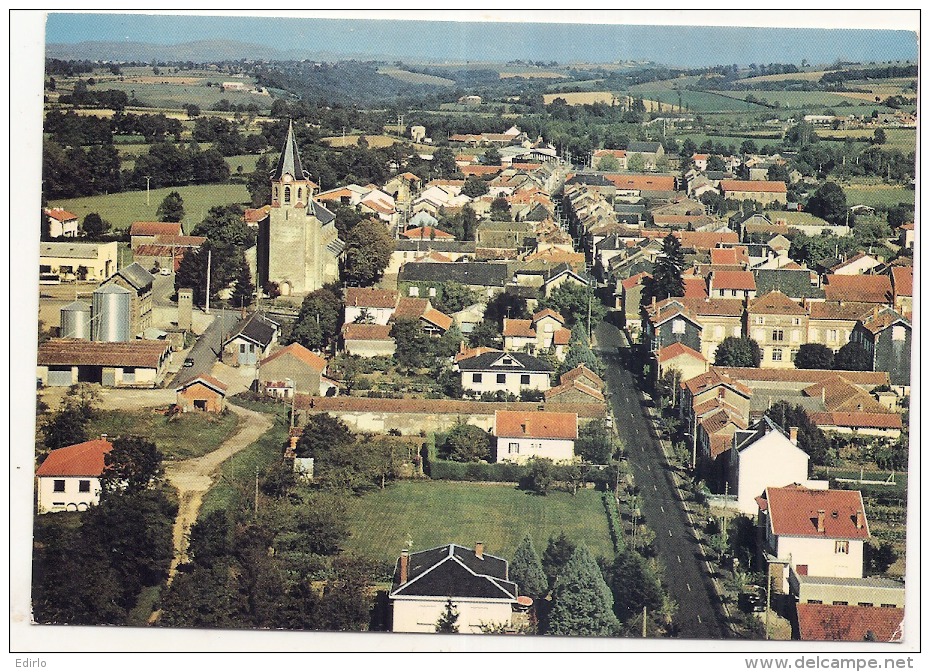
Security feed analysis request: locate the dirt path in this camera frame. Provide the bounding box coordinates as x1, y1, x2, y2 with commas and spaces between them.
162, 403, 274, 582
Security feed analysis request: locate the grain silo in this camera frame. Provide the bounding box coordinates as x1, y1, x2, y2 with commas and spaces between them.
92, 284, 131, 342
59, 300, 91, 340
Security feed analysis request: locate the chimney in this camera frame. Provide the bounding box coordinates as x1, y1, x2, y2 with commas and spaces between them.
652, 295, 656, 309
399, 549, 409, 584
817, 510, 826, 533
100, 433, 108, 442
789, 427, 798, 446
856, 510, 864, 530
475, 542, 484, 560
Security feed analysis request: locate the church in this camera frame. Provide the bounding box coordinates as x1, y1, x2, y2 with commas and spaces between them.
256, 121, 343, 298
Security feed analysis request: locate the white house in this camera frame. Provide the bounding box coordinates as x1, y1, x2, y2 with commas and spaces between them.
390, 543, 521, 633
493, 410, 577, 464
44, 208, 79, 238
344, 287, 398, 326
36, 437, 113, 514
455, 350, 553, 397
728, 417, 827, 515
758, 485, 870, 594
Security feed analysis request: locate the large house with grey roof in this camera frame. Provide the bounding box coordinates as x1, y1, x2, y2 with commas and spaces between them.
455, 350, 553, 397
390, 543, 522, 633
256, 121, 344, 297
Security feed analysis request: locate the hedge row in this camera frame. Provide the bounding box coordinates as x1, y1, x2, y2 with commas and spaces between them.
427, 458, 527, 482
602, 491, 625, 554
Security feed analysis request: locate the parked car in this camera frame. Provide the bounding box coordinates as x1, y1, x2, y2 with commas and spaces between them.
159, 267, 172, 276
183, 357, 195, 368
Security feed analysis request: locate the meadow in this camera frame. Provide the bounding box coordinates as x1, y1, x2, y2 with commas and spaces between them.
51, 183, 251, 231
343, 480, 615, 566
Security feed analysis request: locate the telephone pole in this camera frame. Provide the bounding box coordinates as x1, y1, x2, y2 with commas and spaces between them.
144, 176, 152, 206
205, 248, 212, 314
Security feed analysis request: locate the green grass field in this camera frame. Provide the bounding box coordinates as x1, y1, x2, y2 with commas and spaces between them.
841, 185, 915, 209
87, 409, 241, 461
51, 183, 250, 231
225, 154, 260, 175
343, 480, 615, 565
636, 89, 766, 113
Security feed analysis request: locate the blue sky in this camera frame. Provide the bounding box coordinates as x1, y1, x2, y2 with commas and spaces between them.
45, 12, 918, 67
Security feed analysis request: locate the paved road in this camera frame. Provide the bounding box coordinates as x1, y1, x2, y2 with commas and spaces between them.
596, 321, 728, 640
170, 311, 241, 388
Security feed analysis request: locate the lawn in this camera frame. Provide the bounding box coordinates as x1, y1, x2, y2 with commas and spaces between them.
343, 480, 615, 566
50, 183, 250, 231
87, 408, 241, 461
841, 184, 915, 209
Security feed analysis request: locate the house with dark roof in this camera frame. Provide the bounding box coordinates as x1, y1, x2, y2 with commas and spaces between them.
455, 350, 553, 397
757, 485, 870, 595
399, 262, 510, 298
390, 543, 521, 633
36, 437, 113, 513
222, 312, 279, 366
626, 141, 665, 170
754, 269, 824, 302
851, 307, 911, 388
494, 410, 578, 464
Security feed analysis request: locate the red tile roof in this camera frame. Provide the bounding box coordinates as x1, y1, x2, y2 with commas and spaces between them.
494, 410, 578, 440
710, 270, 756, 292
393, 297, 431, 321
823, 275, 892, 304
342, 323, 393, 341
37, 339, 170, 368
719, 180, 787, 193
683, 276, 709, 298
532, 308, 565, 325
560, 364, 605, 390
593, 149, 627, 159
683, 369, 752, 398
677, 231, 740, 251
809, 412, 903, 430
683, 297, 745, 317
402, 226, 455, 240
748, 290, 807, 315
857, 306, 910, 335
36, 439, 113, 477
345, 287, 398, 309
176, 374, 229, 394
603, 174, 676, 192
421, 307, 453, 331
891, 266, 913, 297
503, 319, 535, 338
657, 342, 707, 364
808, 302, 877, 321
764, 485, 869, 539
244, 206, 270, 223
131, 221, 182, 237
45, 208, 78, 221
462, 165, 504, 177
621, 271, 652, 291
260, 343, 326, 372
544, 379, 605, 403
796, 604, 904, 642
553, 327, 571, 346
710, 366, 889, 387
302, 395, 604, 419
710, 247, 749, 266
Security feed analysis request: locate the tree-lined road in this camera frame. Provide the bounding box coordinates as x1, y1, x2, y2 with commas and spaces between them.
596, 321, 728, 639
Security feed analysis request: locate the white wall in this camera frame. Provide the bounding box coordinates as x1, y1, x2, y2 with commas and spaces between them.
37, 476, 102, 514
345, 305, 394, 326
345, 339, 396, 358
496, 437, 574, 464
461, 370, 551, 395
775, 535, 865, 592
392, 596, 514, 634
735, 433, 809, 514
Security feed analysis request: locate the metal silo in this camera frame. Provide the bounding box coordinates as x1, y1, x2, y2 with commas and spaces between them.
60, 301, 91, 340
92, 284, 131, 342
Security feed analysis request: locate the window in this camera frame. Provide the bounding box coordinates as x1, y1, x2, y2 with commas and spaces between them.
508, 442, 519, 454
429, 287, 437, 297
772, 349, 783, 362
297, 187, 302, 201
832, 601, 849, 606
892, 325, 906, 341
284, 186, 291, 204
240, 343, 246, 354
772, 329, 784, 342
78, 480, 90, 493
672, 319, 685, 334
731, 289, 738, 297
497, 374, 506, 384
828, 329, 838, 342
714, 326, 724, 339
792, 317, 801, 326
858, 602, 873, 608
755, 316, 765, 325
835, 540, 849, 554
53, 480, 65, 493
881, 604, 897, 608
520, 374, 530, 385
807, 600, 823, 605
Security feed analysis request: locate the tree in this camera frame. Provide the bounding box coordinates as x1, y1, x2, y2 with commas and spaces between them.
648, 235, 686, 301
489, 196, 512, 221
246, 154, 272, 208
542, 532, 576, 590
81, 212, 110, 238
596, 154, 620, 172
467, 319, 501, 348
562, 323, 601, 376
522, 458, 555, 495
184, 103, 201, 119
510, 535, 548, 599
391, 317, 434, 371
805, 182, 849, 226
288, 287, 343, 352
575, 419, 614, 464
548, 546, 619, 636
41, 401, 89, 451
156, 190, 185, 223
833, 341, 872, 371
627, 153, 645, 172
460, 177, 489, 198
886, 205, 913, 229
707, 155, 727, 172
794, 343, 835, 370
765, 402, 831, 465
536, 281, 605, 329
872, 128, 887, 145
100, 436, 164, 493
483, 147, 502, 165
432, 147, 457, 177
191, 204, 251, 247
342, 218, 393, 287
435, 598, 460, 633
439, 422, 491, 462
606, 550, 664, 624
229, 253, 255, 309
714, 336, 761, 368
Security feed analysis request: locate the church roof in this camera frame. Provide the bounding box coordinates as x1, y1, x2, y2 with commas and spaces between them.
273, 120, 308, 181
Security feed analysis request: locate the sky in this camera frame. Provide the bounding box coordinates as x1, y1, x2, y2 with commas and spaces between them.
44, 11, 919, 67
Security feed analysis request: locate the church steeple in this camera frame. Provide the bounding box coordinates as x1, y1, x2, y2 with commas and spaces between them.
271, 120, 312, 207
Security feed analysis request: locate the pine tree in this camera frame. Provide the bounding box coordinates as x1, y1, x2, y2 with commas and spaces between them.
510, 535, 548, 599
230, 254, 255, 310
649, 234, 686, 301
542, 532, 576, 590
435, 598, 460, 633
156, 191, 185, 223
547, 546, 619, 637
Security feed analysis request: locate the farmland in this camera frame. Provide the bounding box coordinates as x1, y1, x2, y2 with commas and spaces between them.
636, 89, 765, 113
377, 67, 455, 87
840, 183, 915, 209
343, 480, 615, 566
50, 183, 251, 231
542, 91, 620, 106
321, 133, 400, 148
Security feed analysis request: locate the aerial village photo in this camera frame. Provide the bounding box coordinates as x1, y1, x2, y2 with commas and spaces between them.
15, 10, 919, 654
